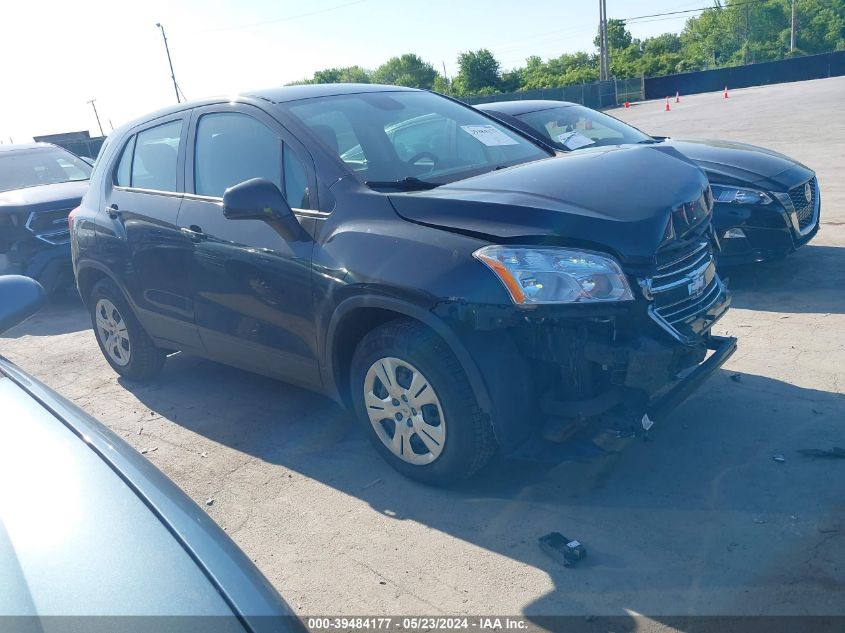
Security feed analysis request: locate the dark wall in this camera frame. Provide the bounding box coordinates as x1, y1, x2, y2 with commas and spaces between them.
57, 138, 106, 160
645, 51, 845, 99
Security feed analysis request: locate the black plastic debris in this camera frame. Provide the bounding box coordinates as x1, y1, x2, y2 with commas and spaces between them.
797, 447, 845, 459
539, 532, 586, 567
730, 373, 742, 383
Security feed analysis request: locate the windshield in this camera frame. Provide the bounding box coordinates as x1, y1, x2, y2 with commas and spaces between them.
516, 104, 652, 151
283, 91, 550, 187
0, 147, 92, 193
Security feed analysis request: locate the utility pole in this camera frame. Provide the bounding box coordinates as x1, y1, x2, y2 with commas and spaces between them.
790, 0, 796, 52
156, 22, 181, 103
87, 99, 105, 137
598, 0, 610, 81
442, 61, 450, 94
744, 3, 750, 64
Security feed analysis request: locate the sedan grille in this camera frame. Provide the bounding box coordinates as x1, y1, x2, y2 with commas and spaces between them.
26, 208, 72, 245
787, 177, 817, 231
640, 241, 729, 345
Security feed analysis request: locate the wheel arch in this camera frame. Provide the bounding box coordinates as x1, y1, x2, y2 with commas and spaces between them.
323, 296, 494, 422
75, 260, 121, 306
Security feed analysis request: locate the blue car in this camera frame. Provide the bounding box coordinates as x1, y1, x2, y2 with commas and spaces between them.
0, 143, 92, 292
0, 275, 300, 631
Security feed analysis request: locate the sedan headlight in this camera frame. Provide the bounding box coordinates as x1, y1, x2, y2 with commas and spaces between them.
473, 245, 634, 305
710, 184, 772, 205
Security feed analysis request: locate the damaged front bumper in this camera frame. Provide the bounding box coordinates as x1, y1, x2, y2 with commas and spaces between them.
646, 334, 736, 422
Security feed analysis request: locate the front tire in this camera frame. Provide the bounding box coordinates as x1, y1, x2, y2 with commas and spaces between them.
350, 319, 496, 486
88, 278, 165, 381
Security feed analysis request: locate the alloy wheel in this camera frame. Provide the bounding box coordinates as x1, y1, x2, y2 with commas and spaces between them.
363, 357, 446, 465
95, 298, 131, 367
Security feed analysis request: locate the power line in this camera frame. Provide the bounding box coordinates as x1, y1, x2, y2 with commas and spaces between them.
193, 0, 366, 34
622, 0, 769, 24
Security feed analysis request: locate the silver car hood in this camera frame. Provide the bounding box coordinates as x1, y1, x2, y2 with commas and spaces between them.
0, 375, 239, 618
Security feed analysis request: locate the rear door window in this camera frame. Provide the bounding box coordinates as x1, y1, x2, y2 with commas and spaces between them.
131, 121, 183, 192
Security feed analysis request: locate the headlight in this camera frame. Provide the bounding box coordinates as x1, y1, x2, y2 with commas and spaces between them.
711, 184, 772, 205
473, 245, 634, 305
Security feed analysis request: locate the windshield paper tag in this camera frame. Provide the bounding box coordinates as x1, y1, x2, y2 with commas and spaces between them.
556, 131, 595, 150
460, 125, 519, 146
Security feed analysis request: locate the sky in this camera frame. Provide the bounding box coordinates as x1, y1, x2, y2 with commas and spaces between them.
0, 0, 707, 143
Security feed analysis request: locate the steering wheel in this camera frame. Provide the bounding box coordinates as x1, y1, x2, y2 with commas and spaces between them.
406, 151, 439, 172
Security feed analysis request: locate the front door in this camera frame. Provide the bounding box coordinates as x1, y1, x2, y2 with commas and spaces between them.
177, 105, 321, 388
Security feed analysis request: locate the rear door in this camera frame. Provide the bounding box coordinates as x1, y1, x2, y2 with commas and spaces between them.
177, 104, 321, 388
101, 115, 202, 350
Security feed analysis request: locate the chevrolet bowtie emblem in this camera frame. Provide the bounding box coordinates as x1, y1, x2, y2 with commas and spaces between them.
688, 272, 706, 298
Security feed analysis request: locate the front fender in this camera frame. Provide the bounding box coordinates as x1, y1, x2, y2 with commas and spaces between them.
322, 293, 495, 419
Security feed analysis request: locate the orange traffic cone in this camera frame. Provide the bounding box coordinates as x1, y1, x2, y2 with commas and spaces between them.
624, 101, 630, 108
675, 91, 680, 103
664, 96, 671, 111
723, 85, 729, 99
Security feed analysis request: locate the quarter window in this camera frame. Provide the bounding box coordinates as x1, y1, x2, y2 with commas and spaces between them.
194, 113, 281, 199
131, 120, 183, 192
114, 136, 135, 187
283, 143, 310, 209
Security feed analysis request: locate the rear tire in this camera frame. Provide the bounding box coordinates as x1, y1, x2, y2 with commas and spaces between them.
350, 318, 496, 486
88, 278, 165, 381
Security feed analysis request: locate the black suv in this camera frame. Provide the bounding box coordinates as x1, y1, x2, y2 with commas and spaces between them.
71, 84, 735, 485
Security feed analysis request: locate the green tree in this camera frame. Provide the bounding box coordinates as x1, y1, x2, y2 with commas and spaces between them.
453, 49, 501, 95
372, 54, 438, 89
289, 65, 371, 85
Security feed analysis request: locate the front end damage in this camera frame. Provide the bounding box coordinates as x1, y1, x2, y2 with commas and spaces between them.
433, 234, 736, 452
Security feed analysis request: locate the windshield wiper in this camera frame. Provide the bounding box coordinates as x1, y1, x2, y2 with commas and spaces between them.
365, 176, 443, 191
636, 138, 661, 144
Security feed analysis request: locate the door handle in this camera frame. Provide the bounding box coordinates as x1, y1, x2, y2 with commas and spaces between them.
105, 204, 121, 219
181, 225, 207, 242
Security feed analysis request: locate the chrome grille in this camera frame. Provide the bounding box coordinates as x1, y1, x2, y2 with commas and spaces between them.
25, 208, 71, 245
787, 178, 817, 230
640, 240, 729, 344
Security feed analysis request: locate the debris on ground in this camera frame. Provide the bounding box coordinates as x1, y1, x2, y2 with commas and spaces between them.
797, 447, 845, 459
641, 413, 654, 432
363, 478, 382, 490
137, 427, 143, 435
140, 446, 158, 455
730, 373, 742, 383
205, 498, 214, 506
812, 409, 824, 415
772, 454, 786, 463
200, 451, 208, 458
539, 532, 587, 567
752, 518, 766, 524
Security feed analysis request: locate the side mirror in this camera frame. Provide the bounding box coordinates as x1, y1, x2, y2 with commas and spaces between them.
222, 178, 303, 241
0, 275, 46, 335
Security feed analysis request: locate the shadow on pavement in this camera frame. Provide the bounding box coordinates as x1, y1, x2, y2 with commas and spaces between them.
0, 289, 87, 338
724, 245, 845, 314
121, 351, 845, 617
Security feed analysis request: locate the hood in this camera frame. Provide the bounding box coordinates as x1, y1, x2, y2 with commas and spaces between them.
664, 139, 813, 191
389, 144, 711, 264
0, 180, 88, 215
